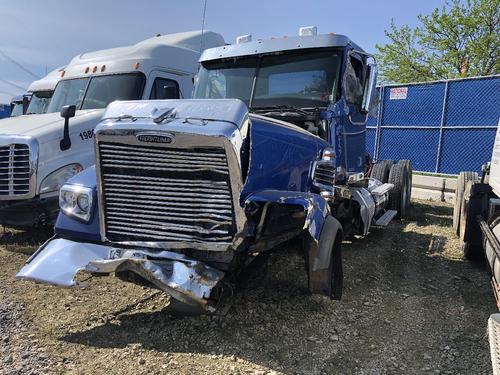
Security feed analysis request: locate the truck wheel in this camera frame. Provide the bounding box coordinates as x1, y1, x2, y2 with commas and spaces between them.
370, 160, 392, 183
398, 160, 413, 208
459, 180, 482, 260
387, 163, 409, 219
453, 171, 479, 236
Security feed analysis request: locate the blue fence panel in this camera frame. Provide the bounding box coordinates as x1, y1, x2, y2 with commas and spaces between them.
378, 128, 440, 172
382, 82, 446, 127
0, 104, 10, 119
370, 75, 500, 174
366, 127, 376, 157
439, 129, 496, 174
445, 77, 500, 127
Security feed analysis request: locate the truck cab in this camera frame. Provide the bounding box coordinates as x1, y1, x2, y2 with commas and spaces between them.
0, 30, 225, 227
24, 66, 65, 115
9, 94, 28, 117
17, 28, 411, 312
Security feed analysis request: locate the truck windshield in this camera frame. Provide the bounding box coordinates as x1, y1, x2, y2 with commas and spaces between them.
26, 91, 53, 115
10, 103, 23, 117
194, 49, 342, 109
47, 73, 146, 113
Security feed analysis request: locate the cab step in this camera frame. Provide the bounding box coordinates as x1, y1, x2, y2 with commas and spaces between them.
370, 183, 394, 196
373, 210, 398, 227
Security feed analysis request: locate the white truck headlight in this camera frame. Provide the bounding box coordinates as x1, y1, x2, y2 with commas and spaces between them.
40, 164, 83, 194
59, 185, 93, 222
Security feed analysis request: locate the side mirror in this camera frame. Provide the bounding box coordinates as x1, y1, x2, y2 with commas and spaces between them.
60, 105, 76, 151
61, 105, 76, 120
361, 63, 378, 114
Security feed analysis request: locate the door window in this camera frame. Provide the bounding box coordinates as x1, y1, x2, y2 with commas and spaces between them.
150, 78, 179, 99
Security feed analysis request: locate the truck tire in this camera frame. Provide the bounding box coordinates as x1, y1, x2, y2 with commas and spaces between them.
387, 163, 409, 218
398, 160, 413, 208
453, 171, 479, 236
370, 160, 392, 183
459, 179, 484, 260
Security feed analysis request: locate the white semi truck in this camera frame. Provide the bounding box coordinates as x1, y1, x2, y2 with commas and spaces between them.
453, 119, 500, 372
0, 30, 225, 227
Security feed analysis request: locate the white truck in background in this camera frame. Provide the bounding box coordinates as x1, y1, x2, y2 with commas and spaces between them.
9, 67, 64, 117
0, 30, 225, 227
453, 119, 500, 372
25, 66, 65, 115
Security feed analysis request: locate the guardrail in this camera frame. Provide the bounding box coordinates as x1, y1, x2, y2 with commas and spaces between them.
411, 174, 457, 203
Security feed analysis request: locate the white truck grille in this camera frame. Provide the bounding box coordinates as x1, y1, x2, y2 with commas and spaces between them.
98, 142, 235, 244
0, 144, 31, 196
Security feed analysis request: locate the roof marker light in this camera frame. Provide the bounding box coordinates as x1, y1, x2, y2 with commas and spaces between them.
236, 35, 252, 44
134, 62, 140, 69
92, 66, 97, 73
60, 70, 66, 78
101, 65, 106, 72
84, 67, 90, 73
299, 26, 318, 36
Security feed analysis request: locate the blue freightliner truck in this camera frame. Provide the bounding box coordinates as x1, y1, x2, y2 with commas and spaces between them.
17, 27, 413, 312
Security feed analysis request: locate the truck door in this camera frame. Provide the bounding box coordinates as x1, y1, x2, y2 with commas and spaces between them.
340, 52, 368, 173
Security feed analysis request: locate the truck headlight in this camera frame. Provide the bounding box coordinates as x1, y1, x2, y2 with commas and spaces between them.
40, 164, 83, 194
59, 185, 93, 222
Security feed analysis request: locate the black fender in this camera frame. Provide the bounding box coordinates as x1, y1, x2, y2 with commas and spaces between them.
305, 215, 343, 299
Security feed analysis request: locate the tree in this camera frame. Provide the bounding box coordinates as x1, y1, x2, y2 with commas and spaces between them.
375, 0, 499, 83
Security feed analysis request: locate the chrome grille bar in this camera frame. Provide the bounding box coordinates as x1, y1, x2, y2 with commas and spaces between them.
0, 144, 31, 197
98, 142, 235, 245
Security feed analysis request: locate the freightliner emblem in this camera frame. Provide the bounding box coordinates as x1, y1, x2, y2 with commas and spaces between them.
136, 132, 175, 144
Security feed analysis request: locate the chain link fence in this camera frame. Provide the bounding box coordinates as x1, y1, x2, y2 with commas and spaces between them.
366, 75, 500, 175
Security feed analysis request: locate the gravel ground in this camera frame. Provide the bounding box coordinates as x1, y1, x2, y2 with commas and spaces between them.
0, 199, 496, 374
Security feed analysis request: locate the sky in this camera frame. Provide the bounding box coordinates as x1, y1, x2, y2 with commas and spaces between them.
0, 0, 447, 104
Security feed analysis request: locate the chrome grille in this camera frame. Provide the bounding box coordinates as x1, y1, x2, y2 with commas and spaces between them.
0, 144, 31, 196
313, 160, 335, 191
98, 142, 234, 244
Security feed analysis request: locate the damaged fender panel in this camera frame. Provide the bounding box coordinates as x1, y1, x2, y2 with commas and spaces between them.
307, 215, 343, 299
245, 190, 343, 298
245, 189, 329, 241
16, 238, 225, 311
16, 238, 111, 286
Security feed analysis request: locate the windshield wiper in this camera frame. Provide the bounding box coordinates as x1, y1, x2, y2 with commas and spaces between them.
251, 105, 311, 116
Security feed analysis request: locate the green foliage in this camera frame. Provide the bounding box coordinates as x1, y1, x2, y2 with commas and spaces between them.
376, 0, 500, 83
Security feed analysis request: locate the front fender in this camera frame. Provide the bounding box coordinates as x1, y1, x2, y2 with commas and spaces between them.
244, 189, 329, 241
54, 165, 101, 242
245, 189, 343, 299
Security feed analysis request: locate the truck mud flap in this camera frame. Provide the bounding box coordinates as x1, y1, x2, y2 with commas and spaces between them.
16, 238, 225, 312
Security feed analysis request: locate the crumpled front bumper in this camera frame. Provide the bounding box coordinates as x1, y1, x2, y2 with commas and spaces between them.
16, 238, 225, 311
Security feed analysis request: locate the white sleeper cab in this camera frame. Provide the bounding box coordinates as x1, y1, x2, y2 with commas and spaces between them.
0, 30, 225, 227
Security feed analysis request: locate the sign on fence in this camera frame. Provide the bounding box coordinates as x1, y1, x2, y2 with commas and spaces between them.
389, 87, 408, 100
